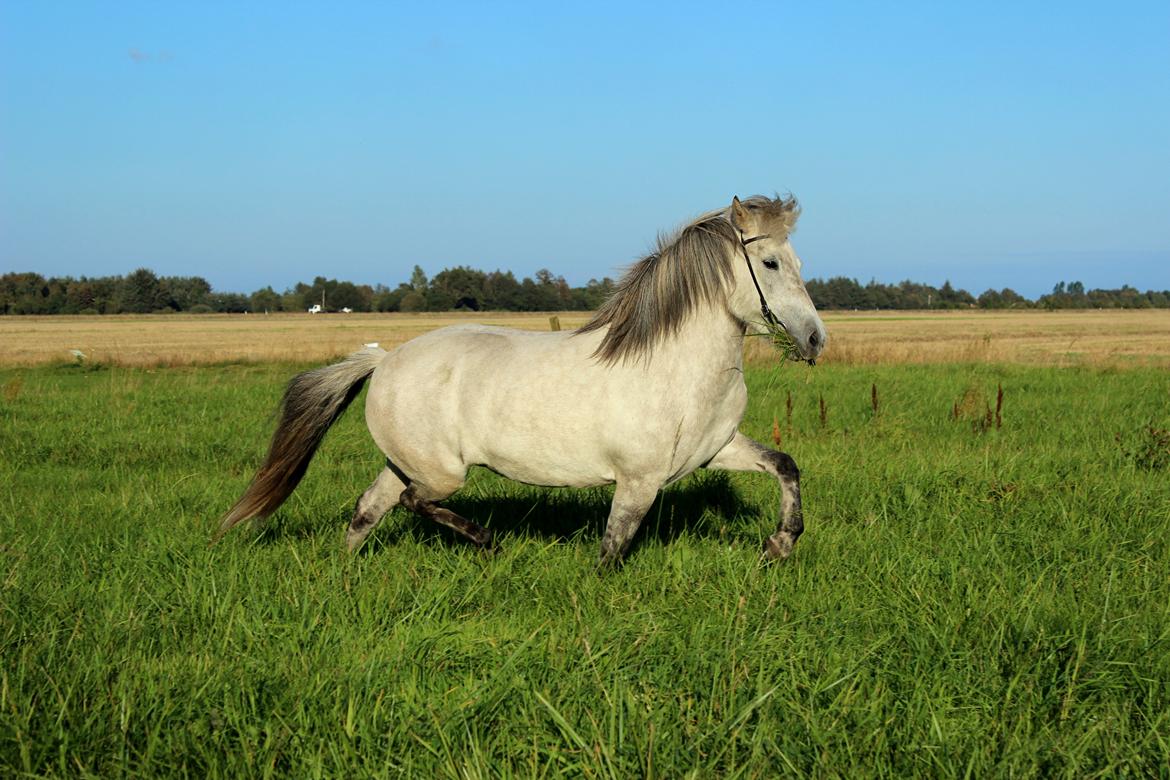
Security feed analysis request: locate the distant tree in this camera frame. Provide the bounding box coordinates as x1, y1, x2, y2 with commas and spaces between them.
938, 280, 975, 308
979, 287, 1031, 309
283, 276, 371, 312
431, 266, 487, 309
1117, 285, 1150, 308
570, 277, 615, 310
399, 290, 426, 312
116, 268, 167, 313
65, 280, 98, 314
423, 288, 455, 311
283, 283, 311, 312
0, 272, 50, 314
864, 279, 892, 309
977, 289, 1004, 309
41, 277, 71, 313
250, 286, 283, 313
328, 281, 369, 311
482, 270, 523, 309
161, 276, 212, 311
1000, 288, 1028, 308
208, 292, 249, 313
374, 283, 412, 312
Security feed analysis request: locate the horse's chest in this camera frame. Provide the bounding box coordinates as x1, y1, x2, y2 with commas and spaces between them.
665, 379, 747, 480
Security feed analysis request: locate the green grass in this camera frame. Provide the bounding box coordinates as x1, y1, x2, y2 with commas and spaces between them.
1, 361, 1168, 777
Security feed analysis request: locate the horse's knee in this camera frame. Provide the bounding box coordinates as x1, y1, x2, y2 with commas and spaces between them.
766, 450, 799, 480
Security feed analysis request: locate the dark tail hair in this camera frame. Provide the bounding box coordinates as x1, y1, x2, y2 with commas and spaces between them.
212, 347, 385, 542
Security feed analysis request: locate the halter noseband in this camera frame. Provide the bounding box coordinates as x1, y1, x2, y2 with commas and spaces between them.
737, 231, 816, 365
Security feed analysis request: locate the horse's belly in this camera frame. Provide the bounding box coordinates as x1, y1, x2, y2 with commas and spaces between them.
461, 396, 621, 488
477, 448, 615, 489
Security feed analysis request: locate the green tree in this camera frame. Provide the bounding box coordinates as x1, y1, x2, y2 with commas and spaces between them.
431, 266, 487, 309
374, 284, 412, 312
399, 291, 426, 312
0, 272, 50, 314
482, 270, 522, 309
209, 292, 249, 313
116, 268, 166, 313
250, 286, 283, 313
161, 276, 212, 311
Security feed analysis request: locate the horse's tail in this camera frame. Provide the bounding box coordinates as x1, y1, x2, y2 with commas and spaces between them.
212, 346, 386, 542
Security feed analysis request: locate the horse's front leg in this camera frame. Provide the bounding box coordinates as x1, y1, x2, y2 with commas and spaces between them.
705, 432, 804, 560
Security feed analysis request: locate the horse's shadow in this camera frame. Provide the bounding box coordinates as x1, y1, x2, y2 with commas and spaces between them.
253, 471, 770, 554
386, 470, 765, 554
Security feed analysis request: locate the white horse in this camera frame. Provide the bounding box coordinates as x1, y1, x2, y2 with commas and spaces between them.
216, 195, 827, 565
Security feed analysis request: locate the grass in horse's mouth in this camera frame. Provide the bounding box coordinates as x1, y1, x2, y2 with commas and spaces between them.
753, 320, 807, 364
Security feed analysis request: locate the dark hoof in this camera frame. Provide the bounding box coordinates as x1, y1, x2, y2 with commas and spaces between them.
596, 554, 624, 573
763, 534, 794, 561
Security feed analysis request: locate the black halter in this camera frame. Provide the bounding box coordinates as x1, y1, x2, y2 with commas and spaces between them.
737, 232, 780, 328
736, 230, 817, 366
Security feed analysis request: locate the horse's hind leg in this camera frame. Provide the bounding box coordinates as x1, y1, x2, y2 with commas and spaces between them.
598, 479, 659, 568
347, 466, 407, 552
400, 483, 493, 548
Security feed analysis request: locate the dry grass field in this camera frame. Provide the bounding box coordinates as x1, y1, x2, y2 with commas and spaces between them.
803, 309, 1170, 366
1, 309, 1168, 367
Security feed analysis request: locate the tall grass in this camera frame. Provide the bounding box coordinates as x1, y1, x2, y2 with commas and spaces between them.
1, 361, 1168, 776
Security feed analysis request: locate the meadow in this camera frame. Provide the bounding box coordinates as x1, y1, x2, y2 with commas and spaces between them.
1, 313, 1169, 776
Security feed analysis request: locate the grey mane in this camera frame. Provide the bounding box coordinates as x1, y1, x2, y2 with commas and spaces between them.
579, 195, 798, 364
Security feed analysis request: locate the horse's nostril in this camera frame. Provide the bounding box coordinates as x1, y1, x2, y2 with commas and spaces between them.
808, 331, 820, 348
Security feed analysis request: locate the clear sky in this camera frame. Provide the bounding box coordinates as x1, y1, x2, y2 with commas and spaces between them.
2, 1, 1168, 298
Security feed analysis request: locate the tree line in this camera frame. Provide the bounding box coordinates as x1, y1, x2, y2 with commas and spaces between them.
0, 266, 616, 315
2, 266, 1168, 315
806, 277, 1170, 310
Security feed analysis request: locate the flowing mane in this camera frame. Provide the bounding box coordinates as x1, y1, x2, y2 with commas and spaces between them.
579, 195, 799, 364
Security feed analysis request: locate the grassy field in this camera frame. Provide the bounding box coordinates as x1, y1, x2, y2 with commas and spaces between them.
3, 309, 1170, 368
1, 355, 1168, 776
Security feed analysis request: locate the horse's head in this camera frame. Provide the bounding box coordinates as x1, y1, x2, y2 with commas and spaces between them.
728, 195, 826, 362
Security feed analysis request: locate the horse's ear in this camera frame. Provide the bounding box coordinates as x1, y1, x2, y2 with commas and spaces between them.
729, 196, 750, 230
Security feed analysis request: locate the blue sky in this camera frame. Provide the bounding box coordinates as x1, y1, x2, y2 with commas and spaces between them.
2, 1, 1168, 297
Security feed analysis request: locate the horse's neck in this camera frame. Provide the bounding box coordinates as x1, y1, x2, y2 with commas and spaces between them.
656, 304, 746, 378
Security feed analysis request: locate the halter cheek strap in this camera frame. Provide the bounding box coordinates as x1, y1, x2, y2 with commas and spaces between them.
737, 230, 816, 366
738, 233, 781, 328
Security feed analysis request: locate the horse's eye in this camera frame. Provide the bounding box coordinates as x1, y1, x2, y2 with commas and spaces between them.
763, 258, 779, 270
